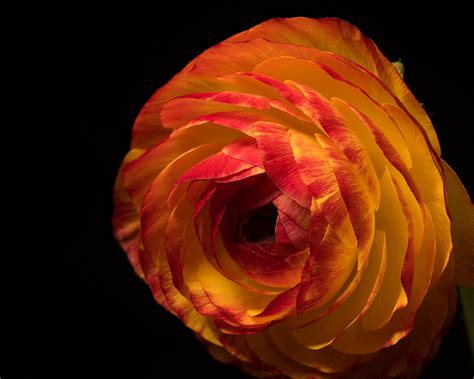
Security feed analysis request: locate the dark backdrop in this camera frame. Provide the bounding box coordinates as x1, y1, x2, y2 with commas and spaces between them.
18, 7, 474, 379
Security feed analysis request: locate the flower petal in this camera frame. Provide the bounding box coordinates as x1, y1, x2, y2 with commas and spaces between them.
227, 17, 440, 154
442, 160, 474, 287
331, 201, 439, 354
112, 149, 145, 279
252, 122, 312, 209
347, 258, 456, 377
292, 229, 387, 349
123, 124, 244, 210
360, 170, 409, 330
297, 199, 358, 314
288, 130, 357, 249
288, 81, 381, 210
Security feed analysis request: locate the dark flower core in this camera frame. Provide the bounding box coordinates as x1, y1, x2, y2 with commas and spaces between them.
241, 202, 278, 243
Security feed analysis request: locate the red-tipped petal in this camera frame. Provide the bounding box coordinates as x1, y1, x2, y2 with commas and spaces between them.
252, 122, 312, 209
112, 149, 146, 279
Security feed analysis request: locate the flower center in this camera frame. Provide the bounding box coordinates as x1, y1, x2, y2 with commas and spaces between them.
241, 202, 278, 243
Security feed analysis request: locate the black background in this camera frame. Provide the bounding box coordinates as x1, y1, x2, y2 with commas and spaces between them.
14, 7, 474, 379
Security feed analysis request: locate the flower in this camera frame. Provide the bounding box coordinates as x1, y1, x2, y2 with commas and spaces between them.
113, 17, 473, 378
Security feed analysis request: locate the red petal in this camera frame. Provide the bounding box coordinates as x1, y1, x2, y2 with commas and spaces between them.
252, 122, 312, 209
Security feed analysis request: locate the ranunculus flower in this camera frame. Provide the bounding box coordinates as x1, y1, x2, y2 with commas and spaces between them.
113, 17, 473, 378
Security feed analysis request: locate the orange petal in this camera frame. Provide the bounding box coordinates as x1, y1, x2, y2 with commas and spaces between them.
160, 93, 309, 135
297, 202, 358, 314
156, 243, 222, 346
442, 160, 474, 287
315, 133, 375, 270
426, 199, 453, 288
252, 56, 412, 171
138, 245, 175, 315
292, 229, 387, 349
245, 330, 320, 377
289, 81, 381, 210
227, 17, 440, 154
182, 238, 276, 329
349, 258, 456, 378
331, 97, 389, 180
203, 337, 276, 378
360, 170, 409, 330
112, 149, 145, 279
140, 142, 230, 254
123, 124, 243, 210
164, 194, 193, 297
331, 201, 439, 354
347, 105, 422, 203
383, 103, 444, 203
268, 323, 376, 374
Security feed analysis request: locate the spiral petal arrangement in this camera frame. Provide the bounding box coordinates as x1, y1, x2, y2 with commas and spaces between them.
113, 17, 473, 378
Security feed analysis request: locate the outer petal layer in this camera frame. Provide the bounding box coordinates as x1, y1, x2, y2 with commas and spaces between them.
112, 16, 470, 379
442, 160, 474, 287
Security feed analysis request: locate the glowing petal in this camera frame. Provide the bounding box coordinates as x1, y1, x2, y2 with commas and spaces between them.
252, 122, 312, 209
297, 199, 358, 314
227, 17, 440, 154
361, 170, 408, 330
112, 149, 145, 278
292, 229, 386, 349
123, 124, 243, 210
442, 160, 474, 287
